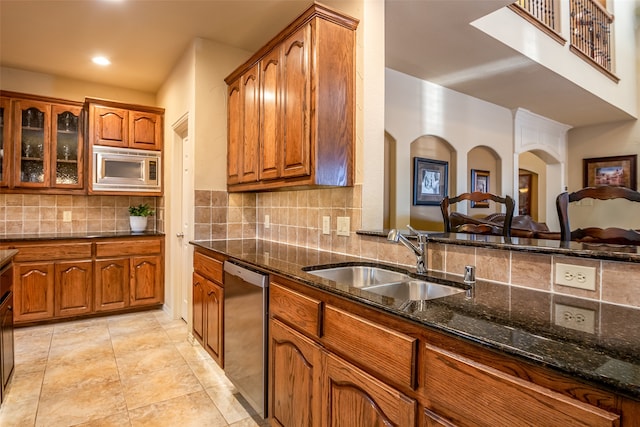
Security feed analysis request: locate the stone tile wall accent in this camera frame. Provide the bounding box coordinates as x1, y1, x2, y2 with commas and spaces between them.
0, 193, 160, 234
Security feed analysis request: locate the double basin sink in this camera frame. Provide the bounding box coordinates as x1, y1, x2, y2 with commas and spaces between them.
303, 265, 466, 301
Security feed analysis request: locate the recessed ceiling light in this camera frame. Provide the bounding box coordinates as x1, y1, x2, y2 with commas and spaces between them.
92, 56, 111, 66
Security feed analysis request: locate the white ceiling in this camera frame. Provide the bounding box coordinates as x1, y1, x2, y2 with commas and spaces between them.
0, 0, 633, 127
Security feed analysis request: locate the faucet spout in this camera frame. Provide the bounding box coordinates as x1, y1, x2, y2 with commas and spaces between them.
387, 226, 428, 274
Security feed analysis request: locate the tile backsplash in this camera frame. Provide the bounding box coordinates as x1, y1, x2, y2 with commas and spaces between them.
194, 185, 640, 310
0, 193, 162, 234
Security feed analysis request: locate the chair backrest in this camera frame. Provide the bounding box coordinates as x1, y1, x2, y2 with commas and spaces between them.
440, 192, 515, 238
556, 186, 640, 245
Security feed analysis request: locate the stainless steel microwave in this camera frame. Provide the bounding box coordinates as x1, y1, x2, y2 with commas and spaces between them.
92, 146, 161, 193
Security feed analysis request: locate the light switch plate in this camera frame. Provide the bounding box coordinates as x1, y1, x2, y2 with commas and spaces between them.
63, 211, 72, 222
337, 217, 350, 236
322, 216, 331, 235
264, 214, 270, 229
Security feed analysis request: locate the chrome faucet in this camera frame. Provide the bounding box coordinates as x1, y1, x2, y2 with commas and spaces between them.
387, 225, 427, 274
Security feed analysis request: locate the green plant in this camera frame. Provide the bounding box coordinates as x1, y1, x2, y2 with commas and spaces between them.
128, 203, 155, 217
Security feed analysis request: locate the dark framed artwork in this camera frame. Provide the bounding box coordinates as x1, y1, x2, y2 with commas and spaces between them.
583, 155, 637, 190
413, 157, 448, 206
470, 169, 490, 207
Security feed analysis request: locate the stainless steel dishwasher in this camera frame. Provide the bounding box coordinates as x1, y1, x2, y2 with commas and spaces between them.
223, 260, 269, 418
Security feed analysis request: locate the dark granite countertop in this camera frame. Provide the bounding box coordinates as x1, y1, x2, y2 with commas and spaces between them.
358, 230, 640, 263
0, 231, 165, 243
192, 238, 640, 399
0, 249, 18, 268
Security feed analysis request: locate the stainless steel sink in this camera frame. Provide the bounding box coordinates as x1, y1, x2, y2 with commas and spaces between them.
362, 280, 466, 301
304, 265, 411, 288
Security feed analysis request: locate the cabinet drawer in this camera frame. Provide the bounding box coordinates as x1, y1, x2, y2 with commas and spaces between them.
96, 238, 162, 257
9, 242, 92, 262
322, 305, 418, 390
270, 282, 322, 338
424, 344, 619, 427
193, 251, 223, 284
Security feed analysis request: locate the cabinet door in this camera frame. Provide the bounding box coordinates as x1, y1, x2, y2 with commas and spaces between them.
13, 262, 55, 322
51, 104, 83, 189
94, 258, 130, 312
281, 25, 311, 179
1, 292, 14, 395
13, 99, 51, 188
323, 351, 417, 427
422, 408, 458, 427
259, 47, 282, 181
270, 318, 322, 427
227, 80, 242, 185
130, 255, 163, 307
241, 64, 260, 183
129, 111, 162, 151
91, 105, 129, 148
204, 280, 223, 366
0, 97, 10, 187
55, 260, 93, 317
192, 272, 206, 345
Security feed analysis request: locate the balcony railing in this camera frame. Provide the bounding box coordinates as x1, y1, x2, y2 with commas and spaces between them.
515, 0, 556, 31
513, 0, 615, 76
569, 0, 614, 72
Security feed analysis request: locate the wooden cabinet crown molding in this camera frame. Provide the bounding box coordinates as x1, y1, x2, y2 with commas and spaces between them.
224, 3, 359, 85
83, 97, 165, 115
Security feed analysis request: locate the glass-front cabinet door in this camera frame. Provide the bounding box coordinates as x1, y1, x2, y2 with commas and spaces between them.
0, 97, 10, 187
52, 105, 83, 189
14, 100, 51, 188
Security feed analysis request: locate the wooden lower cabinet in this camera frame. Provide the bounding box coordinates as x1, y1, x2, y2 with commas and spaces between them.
94, 258, 130, 312
192, 272, 224, 365
55, 260, 92, 317
267, 274, 637, 427
323, 350, 417, 427
270, 318, 322, 427
3, 236, 164, 325
14, 262, 54, 322
130, 255, 163, 306
192, 250, 225, 367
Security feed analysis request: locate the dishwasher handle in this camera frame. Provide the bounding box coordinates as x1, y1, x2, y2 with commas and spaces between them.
224, 261, 268, 288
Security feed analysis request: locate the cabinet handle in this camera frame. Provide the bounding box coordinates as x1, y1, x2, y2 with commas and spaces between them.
176, 233, 185, 238
207, 290, 214, 296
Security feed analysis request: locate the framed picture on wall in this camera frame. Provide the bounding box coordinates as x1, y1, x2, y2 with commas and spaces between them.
470, 169, 490, 207
583, 155, 637, 190
413, 157, 448, 206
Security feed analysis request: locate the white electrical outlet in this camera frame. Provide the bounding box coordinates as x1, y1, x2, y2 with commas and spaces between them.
555, 263, 596, 291
337, 216, 350, 236
322, 216, 331, 235
264, 214, 270, 229
63, 211, 72, 222
554, 303, 596, 334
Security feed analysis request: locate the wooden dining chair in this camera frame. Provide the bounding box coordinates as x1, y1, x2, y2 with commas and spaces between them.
556, 186, 640, 245
440, 192, 515, 239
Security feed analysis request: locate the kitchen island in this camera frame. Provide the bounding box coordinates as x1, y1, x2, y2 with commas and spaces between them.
192, 238, 640, 426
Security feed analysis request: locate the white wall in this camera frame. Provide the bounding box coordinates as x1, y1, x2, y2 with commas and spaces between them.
1, 66, 155, 105
473, 0, 637, 118
385, 68, 514, 230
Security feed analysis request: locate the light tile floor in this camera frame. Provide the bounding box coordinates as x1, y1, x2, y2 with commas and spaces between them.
0, 309, 268, 427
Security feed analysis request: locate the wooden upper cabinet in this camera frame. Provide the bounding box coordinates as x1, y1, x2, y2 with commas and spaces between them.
281, 25, 311, 179
0, 97, 11, 188
4, 92, 85, 193
259, 46, 282, 181
227, 80, 242, 185
241, 64, 260, 183
129, 111, 163, 151
225, 3, 358, 192
91, 105, 129, 147
87, 99, 164, 151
